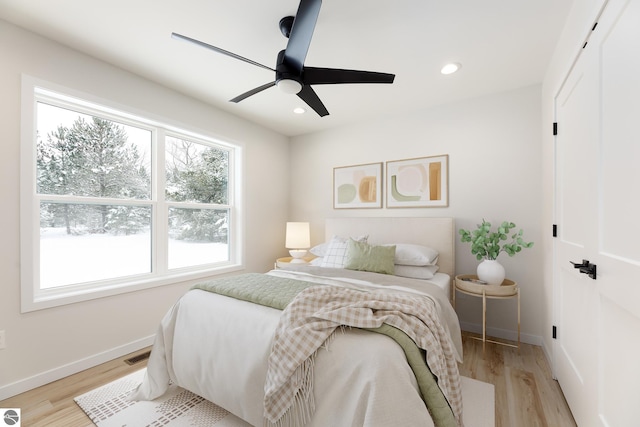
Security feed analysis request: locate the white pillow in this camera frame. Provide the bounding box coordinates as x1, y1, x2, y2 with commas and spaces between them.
309, 242, 329, 257
309, 256, 323, 266
320, 235, 368, 268
391, 244, 439, 266
393, 264, 439, 280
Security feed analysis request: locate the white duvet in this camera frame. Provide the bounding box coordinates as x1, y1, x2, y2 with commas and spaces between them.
130, 268, 463, 427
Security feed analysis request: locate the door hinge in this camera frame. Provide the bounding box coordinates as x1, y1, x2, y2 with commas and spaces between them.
553, 326, 557, 339
553, 122, 558, 135
552, 224, 558, 237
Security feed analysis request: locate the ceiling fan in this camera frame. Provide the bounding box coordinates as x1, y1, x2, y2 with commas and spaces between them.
171, 0, 395, 117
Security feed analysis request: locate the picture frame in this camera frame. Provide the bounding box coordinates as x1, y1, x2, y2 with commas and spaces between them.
386, 155, 449, 208
333, 162, 383, 209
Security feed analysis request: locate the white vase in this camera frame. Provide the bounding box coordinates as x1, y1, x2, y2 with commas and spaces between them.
477, 259, 505, 286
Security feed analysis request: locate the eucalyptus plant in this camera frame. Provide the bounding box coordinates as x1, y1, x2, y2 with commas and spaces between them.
459, 219, 533, 261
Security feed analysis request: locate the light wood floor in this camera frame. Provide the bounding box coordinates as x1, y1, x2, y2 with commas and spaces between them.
0, 348, 151, 427
1, 333, 576, 427
458, 333, 577, 427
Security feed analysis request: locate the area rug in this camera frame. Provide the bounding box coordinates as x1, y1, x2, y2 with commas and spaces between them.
75, 368, 495, 427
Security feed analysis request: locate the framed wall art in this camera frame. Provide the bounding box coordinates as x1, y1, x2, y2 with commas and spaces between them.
333, 162, 383, 209
386, 155, 449, 208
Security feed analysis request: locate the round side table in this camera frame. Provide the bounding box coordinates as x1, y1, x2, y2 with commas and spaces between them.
274, 256, 315, 269
453, 274, 520, 350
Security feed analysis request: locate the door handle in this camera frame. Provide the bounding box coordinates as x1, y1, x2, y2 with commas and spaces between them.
570, 259, 597, 280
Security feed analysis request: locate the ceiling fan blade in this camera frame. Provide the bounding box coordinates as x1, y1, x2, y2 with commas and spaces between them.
283, 0, 322, 74
297, 85, 329, 117
230, 81, 276, 103
171, 32, 275, 72
303, 67, 395, 85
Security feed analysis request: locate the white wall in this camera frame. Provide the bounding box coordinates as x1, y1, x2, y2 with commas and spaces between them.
0, 20, 290, 398
540, 0, 607, 361
290, 85, 544, 344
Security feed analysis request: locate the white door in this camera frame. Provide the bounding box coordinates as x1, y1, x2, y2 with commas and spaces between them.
553, 0, 640, 426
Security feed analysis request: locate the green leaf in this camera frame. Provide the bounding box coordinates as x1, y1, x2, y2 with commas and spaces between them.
459, 219, 533, 261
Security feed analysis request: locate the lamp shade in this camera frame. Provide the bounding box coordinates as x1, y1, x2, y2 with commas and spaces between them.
285, 222, 310, 249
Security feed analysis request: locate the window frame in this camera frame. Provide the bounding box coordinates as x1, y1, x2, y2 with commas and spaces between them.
20, 75, 244, 313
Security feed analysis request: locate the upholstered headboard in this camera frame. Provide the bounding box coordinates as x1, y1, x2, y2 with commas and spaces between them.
325, 217, 455, 279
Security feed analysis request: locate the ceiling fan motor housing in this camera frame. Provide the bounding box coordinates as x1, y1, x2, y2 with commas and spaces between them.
275, 49, 303, 93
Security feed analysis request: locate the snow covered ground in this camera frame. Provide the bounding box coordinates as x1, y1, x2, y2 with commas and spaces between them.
40, 227, 228, 289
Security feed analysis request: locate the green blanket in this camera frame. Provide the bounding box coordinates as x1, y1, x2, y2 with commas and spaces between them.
192, 273, 457, 427
193, 273, 315, 310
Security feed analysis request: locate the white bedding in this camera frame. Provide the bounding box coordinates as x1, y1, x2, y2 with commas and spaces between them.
130, 268, 463, 427
428, 272, 452, 297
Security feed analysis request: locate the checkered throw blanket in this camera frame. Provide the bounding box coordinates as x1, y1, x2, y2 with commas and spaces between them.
263, 285, 463, 427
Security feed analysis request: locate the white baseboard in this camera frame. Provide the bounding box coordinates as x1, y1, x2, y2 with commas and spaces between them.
0, 335, 154, 401
460, 321, 543, 346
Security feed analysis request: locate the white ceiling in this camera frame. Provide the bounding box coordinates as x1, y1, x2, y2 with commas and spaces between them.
0, 0, 573, 137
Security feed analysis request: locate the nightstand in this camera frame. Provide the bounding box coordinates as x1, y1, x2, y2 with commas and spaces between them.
274, 256, 315, 269
453, 274, 520, 350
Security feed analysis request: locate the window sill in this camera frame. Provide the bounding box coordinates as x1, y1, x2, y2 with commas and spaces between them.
21, 263, 245, 313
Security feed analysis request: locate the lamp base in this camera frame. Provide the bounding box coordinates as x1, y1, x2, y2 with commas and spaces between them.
289, 249, 308, 263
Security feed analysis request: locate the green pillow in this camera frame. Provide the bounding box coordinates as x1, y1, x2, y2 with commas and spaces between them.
344, 239, 396, 275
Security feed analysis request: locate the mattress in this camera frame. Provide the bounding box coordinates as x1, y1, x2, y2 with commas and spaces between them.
429, 272, 451, 299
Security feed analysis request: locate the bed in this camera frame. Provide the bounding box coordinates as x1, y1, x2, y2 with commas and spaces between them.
130, 217, 463, 427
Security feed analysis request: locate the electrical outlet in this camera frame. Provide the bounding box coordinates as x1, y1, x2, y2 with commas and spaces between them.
0, 330, 6, 350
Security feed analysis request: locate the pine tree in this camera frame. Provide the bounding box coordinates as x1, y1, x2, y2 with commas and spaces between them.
37, 117, 150, 235
37, 126, 85, 233
165, 140, 229, 241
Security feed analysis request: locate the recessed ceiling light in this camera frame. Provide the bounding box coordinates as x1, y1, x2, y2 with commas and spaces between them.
293, 107, 306, 114
441, 63, 461, 75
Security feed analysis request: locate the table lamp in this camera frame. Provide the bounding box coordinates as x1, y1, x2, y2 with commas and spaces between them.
285, 222, 310, 263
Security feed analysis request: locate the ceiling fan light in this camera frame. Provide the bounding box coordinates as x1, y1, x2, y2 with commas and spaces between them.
293, 107, 306, 114
441, 62, 461, 75
277, 79, 303, 94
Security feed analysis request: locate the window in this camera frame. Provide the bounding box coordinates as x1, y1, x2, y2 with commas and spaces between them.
21, 77, 243, 312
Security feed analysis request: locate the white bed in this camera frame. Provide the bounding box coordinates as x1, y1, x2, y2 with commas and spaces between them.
131, 217, 462, 427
